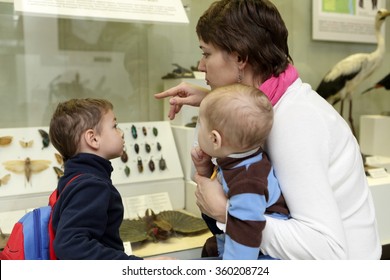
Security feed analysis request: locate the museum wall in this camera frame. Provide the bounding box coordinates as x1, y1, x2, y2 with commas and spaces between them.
0, 0, 389, 136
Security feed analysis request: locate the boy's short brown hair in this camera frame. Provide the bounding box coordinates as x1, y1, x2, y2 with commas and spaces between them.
49, 98, 113, 161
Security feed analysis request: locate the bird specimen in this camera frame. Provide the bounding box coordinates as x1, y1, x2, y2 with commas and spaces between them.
361, 72, 390, 94
316, 9, 390, 136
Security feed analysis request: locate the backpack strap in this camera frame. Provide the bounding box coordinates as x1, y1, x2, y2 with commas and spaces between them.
48, 174, 83, 260
48, 174, 82, 208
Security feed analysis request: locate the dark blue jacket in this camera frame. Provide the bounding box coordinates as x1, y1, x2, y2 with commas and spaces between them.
52, 153, 142, 260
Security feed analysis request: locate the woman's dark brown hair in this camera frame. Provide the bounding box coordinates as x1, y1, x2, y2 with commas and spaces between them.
196, 0, 293, 82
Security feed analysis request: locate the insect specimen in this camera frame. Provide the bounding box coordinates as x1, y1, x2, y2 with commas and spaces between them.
119, 209, 208, 243
0, 228, 10, 251
134, 143, 139, 154
0, 174, 11, 186
0, 136, 13, 146
3, 157, 51, 183
121, 149, 128, 163
156, 142, 162, 151
142, 126, 147, 136
53, 166, 64, 179
54, 153, 64, 167
159, 156, 167, 171
124, 165, 130, 177
148, 158, 155, 172
145, 143, 151, 153
19, 140, 34, 148
38, 129, 50, 149
153, 127, 158, 137
131, 125, 138, 139
137, 157, 143, 173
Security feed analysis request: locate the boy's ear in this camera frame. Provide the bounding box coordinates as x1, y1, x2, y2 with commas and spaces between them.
211, 130, 222, 150
84, 129, 99, 149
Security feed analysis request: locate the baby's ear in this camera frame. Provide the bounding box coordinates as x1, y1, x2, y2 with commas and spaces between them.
211, 130, 222, 150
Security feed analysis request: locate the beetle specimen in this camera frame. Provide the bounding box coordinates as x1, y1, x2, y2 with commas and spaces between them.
137, 157, 143, 173
131, 125, 138, 139
159, 156, 167, 171
38, 129, 50, 149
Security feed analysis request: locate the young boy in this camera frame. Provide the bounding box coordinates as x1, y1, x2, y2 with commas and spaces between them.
49, 98, 171, 260
192, 84, 290, 260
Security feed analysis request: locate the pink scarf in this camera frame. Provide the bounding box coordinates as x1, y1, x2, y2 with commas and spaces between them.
259, 64, 299, 106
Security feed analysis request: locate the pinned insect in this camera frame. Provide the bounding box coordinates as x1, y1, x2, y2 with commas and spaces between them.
54, 152, 64, 166
159, 156, 167, 171
142, 126, 147, 136
134, 143, 139, 154
53, 166, 64, 179
19, 140, 34, 148
38, 129, 50, 149
131, 125, 138, 139
0, 174, 11, 186
137, 157, 143, 173
119, 209, 208, 243
156, 142, 162, 151
148, 158, 155, 172
152, 127, 158, 137
0, 136, 13, 146
124, 165, 130, 177
145, 143, 151, 153
3, 157, 51, 184
0, 228, 10, 251
121, 148, 128, 163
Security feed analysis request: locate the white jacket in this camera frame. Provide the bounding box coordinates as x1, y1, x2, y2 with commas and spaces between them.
261, 78, 381, 259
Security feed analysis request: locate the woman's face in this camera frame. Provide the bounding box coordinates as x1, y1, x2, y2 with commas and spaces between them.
197, 39, 239, 90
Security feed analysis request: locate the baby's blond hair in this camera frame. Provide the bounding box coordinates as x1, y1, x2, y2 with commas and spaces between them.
200, 84, 273, 151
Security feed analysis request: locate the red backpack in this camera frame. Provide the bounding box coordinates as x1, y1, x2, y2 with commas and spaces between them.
0, 174, 81, 260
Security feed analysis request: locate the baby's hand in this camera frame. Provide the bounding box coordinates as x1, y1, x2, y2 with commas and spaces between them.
191, 146, 213, 177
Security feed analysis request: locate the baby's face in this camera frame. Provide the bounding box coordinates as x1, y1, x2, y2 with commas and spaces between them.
197, 108, 216, 157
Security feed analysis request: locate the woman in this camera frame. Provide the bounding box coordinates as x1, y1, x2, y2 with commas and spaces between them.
155, 0, 381, 259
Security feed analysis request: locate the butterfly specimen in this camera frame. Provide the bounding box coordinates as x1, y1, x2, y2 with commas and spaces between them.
19, 140, 34, 148
0, 174, 11, 186
38, 129, 50, 149
120, 209, 208, 243
0, 136, 13, 146
3, 157, 51, 183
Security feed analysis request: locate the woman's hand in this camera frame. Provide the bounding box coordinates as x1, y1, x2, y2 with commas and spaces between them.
154, 82, 210, 120
191, 146, 213, 177
194, 173, 227, 223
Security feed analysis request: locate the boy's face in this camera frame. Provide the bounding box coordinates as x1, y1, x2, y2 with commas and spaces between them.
96, 109, 124, 160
